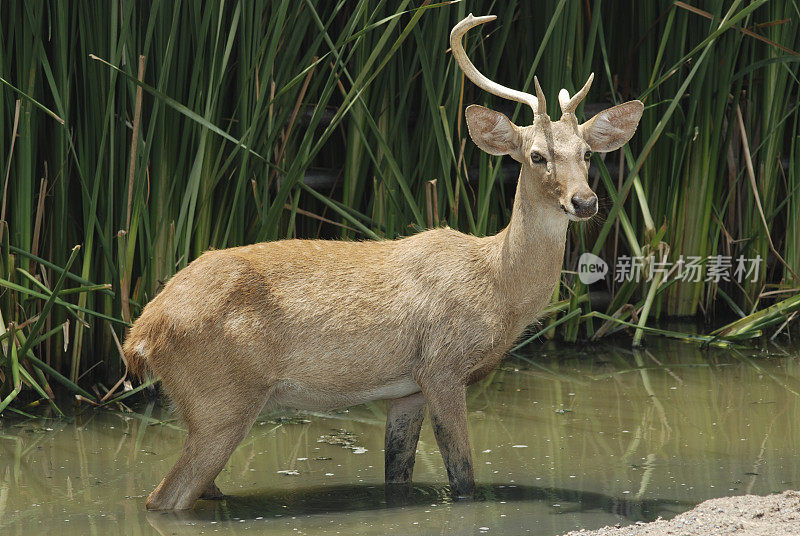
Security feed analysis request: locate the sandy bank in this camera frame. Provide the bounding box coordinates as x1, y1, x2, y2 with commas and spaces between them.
562, 490, 800, 536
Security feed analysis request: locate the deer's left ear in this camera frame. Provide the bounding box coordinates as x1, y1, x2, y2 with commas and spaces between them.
580, 101, 643, 153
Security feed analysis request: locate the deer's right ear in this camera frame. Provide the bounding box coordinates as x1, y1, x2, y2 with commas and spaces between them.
465, 105, 521, 156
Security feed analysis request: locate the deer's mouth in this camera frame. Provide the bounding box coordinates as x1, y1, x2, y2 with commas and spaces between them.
561, 203, 597, 221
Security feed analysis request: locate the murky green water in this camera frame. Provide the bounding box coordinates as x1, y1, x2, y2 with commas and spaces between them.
3, 339, 800, 535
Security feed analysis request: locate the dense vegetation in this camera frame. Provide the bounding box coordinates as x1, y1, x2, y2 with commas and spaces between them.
1, 1, 799, 413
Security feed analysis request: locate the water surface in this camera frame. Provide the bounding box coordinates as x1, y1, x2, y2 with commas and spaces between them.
2, 339, 800, 535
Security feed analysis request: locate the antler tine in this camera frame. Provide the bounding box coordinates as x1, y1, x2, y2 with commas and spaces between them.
558, 88, 571, 111
450, 14, 539, 114
533, 76, 547, 116
559, 73, 594, 115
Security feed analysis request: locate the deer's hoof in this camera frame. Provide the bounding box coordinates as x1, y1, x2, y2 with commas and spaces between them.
199, 482, 225, 500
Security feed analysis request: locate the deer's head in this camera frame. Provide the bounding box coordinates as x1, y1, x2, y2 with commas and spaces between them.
451, 14, 643, 221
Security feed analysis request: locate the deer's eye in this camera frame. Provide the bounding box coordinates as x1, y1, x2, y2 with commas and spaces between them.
531, 152, 546, 164
584, 150, 592, 161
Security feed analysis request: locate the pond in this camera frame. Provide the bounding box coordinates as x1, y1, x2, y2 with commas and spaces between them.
2, 338, 800, 535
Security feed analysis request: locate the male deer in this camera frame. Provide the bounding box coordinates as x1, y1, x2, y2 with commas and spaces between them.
123, 13, 643, 510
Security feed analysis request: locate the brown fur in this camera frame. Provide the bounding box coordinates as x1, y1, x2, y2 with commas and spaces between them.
123, 16, 642, 511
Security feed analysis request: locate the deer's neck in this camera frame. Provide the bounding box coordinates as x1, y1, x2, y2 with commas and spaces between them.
490, 166, 568, 315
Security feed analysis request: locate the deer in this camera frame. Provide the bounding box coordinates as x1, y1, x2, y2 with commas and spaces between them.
122, 13, 643, 511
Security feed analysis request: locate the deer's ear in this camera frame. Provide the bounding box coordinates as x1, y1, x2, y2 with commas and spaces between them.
465, 105, 521, 156
580, 101, 643, 153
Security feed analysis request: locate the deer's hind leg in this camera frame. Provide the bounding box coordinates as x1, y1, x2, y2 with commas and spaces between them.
145, 378, 271, 511
199, 481, 225, 500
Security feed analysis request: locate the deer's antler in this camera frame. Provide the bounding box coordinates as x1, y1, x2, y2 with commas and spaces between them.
450, 14, 541, 115
534, 76, 547, 116
558, 73, 594, 115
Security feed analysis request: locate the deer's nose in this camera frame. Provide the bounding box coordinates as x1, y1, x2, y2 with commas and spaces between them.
571, 193, 598, 218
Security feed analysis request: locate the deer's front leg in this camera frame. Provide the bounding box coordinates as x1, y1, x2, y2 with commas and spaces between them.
421, 381, 474, 497
385, 392, 426, 484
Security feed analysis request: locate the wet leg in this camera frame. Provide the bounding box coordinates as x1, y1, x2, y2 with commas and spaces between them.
199, 481, 225, 500
145, 391, 267, 510
422, 382, 474, 497
384, 391, 426, 484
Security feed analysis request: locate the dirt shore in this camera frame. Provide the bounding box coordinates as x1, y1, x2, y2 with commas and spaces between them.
563, 490, 800, 536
